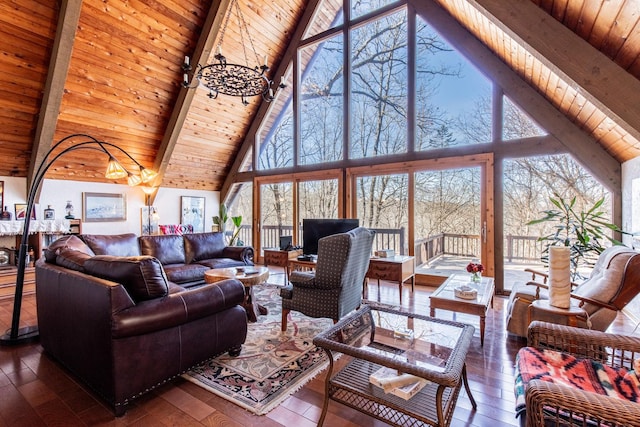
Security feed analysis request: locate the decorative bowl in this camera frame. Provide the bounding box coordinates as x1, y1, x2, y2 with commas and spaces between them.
454, 285, 478, 300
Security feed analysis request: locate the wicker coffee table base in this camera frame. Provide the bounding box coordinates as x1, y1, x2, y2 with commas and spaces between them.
327, 358, 461, 427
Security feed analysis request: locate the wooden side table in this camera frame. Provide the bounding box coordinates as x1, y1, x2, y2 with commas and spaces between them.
365, 255, 415, 302
528, 299, 587, 328
287, 258, 317, 278
204, 267, 270, 322
263, 248, 302, 285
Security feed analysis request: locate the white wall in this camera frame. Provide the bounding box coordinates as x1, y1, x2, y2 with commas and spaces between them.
0, 176, 219, 236
622, 157, 640, 248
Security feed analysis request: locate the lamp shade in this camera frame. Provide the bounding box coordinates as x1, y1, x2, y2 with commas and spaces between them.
549, 246, 571, 308
140, 167, 158, 183
105, 156, 128, 179
127, 173, 142, 187
141, 186, 156, 195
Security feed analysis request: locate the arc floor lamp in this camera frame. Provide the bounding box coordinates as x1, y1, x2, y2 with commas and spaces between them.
0, 133, 157, 345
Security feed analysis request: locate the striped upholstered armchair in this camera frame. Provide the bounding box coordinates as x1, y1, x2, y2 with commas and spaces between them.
280, 226, 375, 331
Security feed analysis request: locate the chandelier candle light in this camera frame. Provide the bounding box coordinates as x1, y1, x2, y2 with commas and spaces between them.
181, 0, 286, 105
548, 246, 571, 308
0, 134, 158, 345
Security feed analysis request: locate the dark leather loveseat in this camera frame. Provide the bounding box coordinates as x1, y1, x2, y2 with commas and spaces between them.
35, 232, 253, 415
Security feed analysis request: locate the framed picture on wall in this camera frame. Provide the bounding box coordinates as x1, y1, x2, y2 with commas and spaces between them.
83, 192, 127, 222
141, 206, 159, 235
181, 196, 205, 233
14, 203, 36, 220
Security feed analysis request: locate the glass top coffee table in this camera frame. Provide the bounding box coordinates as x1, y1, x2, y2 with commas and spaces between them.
313, 304, 476, 427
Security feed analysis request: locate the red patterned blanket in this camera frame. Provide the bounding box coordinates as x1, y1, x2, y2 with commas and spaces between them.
514, 347, 640, 417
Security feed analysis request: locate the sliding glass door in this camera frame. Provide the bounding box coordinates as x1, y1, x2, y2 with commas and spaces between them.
414, 167, 483, 279
349, 155, 493, 285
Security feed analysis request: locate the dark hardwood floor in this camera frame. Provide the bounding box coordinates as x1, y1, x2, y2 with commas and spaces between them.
0, 267, 637, 426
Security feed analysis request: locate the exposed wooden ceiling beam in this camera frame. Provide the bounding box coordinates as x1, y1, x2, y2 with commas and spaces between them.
468, 0, 640, 144
149, 0, 231, 204
29, 0, 82, 196
220, 0, 322, 202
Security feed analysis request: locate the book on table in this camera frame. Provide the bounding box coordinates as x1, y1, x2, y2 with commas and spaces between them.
369, 366, 430, 400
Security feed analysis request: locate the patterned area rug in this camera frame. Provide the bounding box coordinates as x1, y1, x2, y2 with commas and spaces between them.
182, 283, 333, 415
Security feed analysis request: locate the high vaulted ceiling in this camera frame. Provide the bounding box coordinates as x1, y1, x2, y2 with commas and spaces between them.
1, 0, 639, 196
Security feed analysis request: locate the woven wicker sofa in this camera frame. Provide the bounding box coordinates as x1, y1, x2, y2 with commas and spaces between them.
515, 321, 640, 426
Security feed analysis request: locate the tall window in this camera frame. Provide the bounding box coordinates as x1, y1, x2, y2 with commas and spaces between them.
356, 173, 409, 255
298, 179, 339, 219
244, 0, 619, 294
298, 177, 340, 245
227, 182, 253, 247
414, 167, 482, 276
300, 36, 344, 165
503, 96, 546, 140
503, 154, 610, 290
260, 182, 293, 251
258, 100, 293, 170
350, 9, 408, 159
350, 0, 395, 19
416, 16, 492, 149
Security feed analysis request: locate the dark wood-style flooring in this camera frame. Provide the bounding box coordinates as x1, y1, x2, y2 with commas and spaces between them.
0, 266, 637, 426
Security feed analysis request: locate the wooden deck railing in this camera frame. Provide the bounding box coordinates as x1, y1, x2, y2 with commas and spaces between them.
239, 225, 542, 264
415, 233, 542, 266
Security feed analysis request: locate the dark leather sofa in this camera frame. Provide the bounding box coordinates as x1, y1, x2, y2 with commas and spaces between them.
81, 231, 254, 287
35, 232, 253, 416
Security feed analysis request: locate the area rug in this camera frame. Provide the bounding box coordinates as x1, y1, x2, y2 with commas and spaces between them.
182, 283, 333, 415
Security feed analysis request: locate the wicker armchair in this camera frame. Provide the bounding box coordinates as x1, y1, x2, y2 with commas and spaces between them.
515, 321, 640, 427
280, 226, 375, 331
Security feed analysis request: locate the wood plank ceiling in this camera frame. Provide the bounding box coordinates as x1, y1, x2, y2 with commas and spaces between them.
0, 0, 639, 193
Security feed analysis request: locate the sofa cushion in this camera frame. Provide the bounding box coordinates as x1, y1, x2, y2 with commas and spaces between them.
139, 235, 186, 265
195, 258, 246, 269
183, 232, 226, 263
574, 249, 636, 305
83, 255, 168, 302
44, 235, 95, 263
56, 248, 93, 272
162, 263, 209, 284
81, 233, 141, 257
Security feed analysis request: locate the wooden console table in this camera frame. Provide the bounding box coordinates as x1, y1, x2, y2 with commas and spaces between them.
365, 255, 415, 302
263, 248, 302, 285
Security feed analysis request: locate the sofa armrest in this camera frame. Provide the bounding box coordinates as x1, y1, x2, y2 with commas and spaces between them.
524, 268, 548, 282
222, 245, 254, 264
525, 280, 548, 300
112, 278, 245, 338
569, 293, 618, 311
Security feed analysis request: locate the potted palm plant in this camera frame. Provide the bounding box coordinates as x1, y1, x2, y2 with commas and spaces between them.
527, 194, 626, 280
212, 203, 243, 246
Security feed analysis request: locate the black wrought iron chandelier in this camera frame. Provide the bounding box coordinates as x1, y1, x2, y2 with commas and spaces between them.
181, 0, 285, 105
